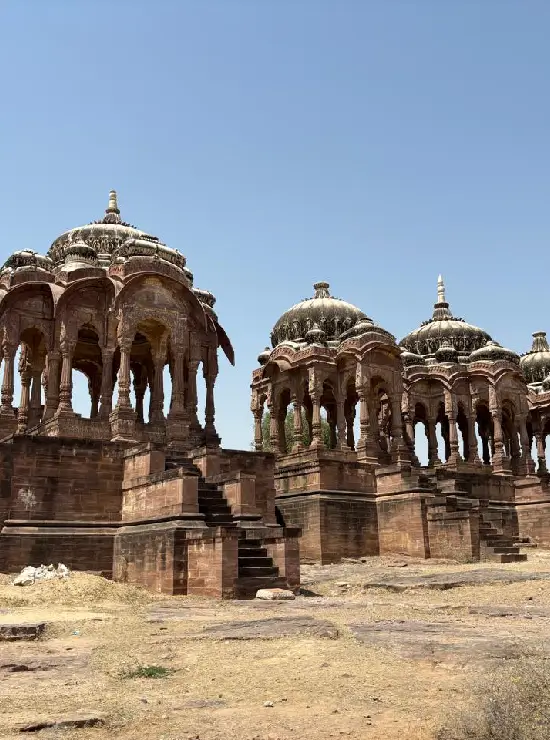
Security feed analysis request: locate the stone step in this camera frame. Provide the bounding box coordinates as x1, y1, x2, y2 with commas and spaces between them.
234, 576, 288, 599
239, 539, 262, 548
500, 553, 528, 563
238, 556, 275, 568
239, 565, 279, 578
0, 622, 46, 641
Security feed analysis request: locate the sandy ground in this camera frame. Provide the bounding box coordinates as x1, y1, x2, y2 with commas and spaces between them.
2, 551, 550, 740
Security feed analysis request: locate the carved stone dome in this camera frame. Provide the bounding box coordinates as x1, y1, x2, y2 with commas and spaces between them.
47, 191, 162, 266
400, 276, 491, 358
270, 282, 370, 348
2, 250, 53, 272
520, 332, 550, 385
468, 341, 520, 366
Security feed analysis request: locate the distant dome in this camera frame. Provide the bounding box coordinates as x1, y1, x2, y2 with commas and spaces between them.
520, 332, 550, 385
400, 276, 491, 357
270, 282, 370, 348
48, 190, 163, 265
2, 250, 53, 272
468, 341, 520, 366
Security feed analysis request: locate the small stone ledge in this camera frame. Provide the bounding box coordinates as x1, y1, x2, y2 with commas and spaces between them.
0, 622, 46, 642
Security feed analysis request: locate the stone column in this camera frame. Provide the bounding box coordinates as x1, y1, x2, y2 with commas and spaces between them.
16, 363, 32, 434
309, 386, 324, 449
466, 409, 481, 464
268, 400, 280, 455
204, 373, 218, 443
536, 432, 547, 474
491, 412, 508, 472
425, 418, 441, 466
356, 387, 369, 453
28, 350, 45, 427
132, 365, 147, 424
518, 415, 535, 475
389, 393, 407, 463
291, 392, 304, 452
444, 392, 462, 465
149, 350, 165, 423
43, 350, 61, 420
169, 347, 185, 417
98, 347, 115, 418
115, 339, 133, 410
253, 407, 264, 452
0, 342, 16, 416
336, 394, 348, 450
187, 359, 201, 433
57, 340, 75, 414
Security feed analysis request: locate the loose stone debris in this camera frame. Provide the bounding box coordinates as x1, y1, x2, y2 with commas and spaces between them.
255, 588, 296, 601
0, 622, 46, 642
13, 564, 70, 587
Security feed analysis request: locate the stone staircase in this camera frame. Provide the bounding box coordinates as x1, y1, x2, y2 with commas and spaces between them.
479, 512, 528, 563
164, 452, 287, 596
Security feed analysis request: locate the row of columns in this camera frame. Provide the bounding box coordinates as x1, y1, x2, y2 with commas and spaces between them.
0, 339, 218, 442
254, 383, 406, 462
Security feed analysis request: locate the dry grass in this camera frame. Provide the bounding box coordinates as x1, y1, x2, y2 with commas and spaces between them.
2, 555, 550, 739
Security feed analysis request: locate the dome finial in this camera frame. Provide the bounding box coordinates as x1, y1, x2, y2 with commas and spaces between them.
106, 190, 120, 215
532, 331, 550, 352
437, 274, 446, 304
313, 281, 331, 299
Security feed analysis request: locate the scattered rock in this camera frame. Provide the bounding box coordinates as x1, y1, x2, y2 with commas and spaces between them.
256, 588, 295, 601
18, 712, 105, 732
175, 699, 226, 709
13, 563, 70, 587
263, 701, 274, 707
0, 622, 46, 642
468, 605, 550, 618
360, 569, 550, 592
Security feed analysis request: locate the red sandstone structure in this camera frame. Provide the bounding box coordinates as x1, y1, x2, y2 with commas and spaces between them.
0, 192, 299, 597
252, 278, 550, 564
3, 192, 550, 592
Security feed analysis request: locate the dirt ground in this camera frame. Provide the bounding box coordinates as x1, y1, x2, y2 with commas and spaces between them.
2, 551, 550, 740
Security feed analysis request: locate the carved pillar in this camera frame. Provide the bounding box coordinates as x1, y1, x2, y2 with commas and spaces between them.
291, 391, 304, 452
466, 407, 481, 464
356, 386, 369, 452
16, 358, 32, 434
99, 347, 115, 418
169, 346, 185, 417
43, 350, 61, 420
187, 359, 201, 432
518, 415, 535, 475
444, 391, 462, 465
57, 340, 75, 414
536, 432, 547, 474
204, 374, 218, 442
336, 393, 348, 450
88, 372, 101, 420
132, 365, 147, 423
115, 340, 133, 410
149, 349, 165, 423
309, 385, 324, 449
403, 408, 420, 466
387, 393, 406, 462
253, 406, 264, 452
488, 386, 507, 472
268, 398, 280, 455
0, 342, 16, 416
426, 417, 441, 466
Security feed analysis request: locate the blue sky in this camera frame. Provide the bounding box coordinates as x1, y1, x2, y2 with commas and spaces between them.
2, 1, 550, 449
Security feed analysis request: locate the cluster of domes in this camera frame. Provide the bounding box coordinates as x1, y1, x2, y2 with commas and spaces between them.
1, 191, 195, 284
260, 275, 527, 372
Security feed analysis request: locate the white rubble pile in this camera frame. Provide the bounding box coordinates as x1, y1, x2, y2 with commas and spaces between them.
255, 588, 296, 601
13, 563, 70, 587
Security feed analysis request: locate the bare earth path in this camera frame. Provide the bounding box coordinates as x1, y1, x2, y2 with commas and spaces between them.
3, 551, 550, 740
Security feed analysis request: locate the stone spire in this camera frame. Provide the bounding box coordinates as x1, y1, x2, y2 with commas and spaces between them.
313, 281, 331, 299
432, 274, 452, 320
106, 190, 120, 215
531, 331, 550, 353
102, 190, 122, 224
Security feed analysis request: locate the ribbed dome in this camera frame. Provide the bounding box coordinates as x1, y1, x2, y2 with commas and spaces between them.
468, 341, 520, 366
400, 276, 491, 358
520, 332, 550, 384
270, 282, 370, 348
47, 191, 162, 265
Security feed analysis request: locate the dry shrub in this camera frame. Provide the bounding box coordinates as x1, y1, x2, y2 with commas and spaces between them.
436, 655, 550, 740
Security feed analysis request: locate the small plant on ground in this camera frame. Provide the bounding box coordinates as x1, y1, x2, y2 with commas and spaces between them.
436, 654, 550, 740
119, 664, 174, 679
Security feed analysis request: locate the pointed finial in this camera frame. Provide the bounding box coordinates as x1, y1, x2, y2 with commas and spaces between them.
106, 190, 120, 214
437, 274, 446, 304
532, 331, 550, 352
313, 281, 331, 299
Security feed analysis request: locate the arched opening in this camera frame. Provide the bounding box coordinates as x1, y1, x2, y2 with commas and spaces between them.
321, 380, 337, 449
72, 325, 101, 419
435, 401, 449, 462
413, 402, 429, 466
376, 387, 392, 465
14, 327, 48, 430
345, 378, 358, 451
502, 401, 520, 473
457, 403, 470, 460
476, 402, 492, 465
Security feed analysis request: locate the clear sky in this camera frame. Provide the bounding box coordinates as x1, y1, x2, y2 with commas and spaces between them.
1, 1, 550, 449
